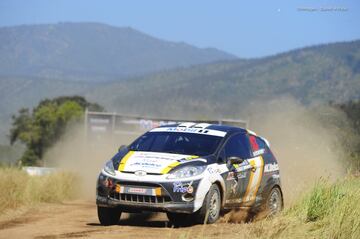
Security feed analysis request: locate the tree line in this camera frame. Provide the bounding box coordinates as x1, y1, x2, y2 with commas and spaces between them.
10, 96, 103, 166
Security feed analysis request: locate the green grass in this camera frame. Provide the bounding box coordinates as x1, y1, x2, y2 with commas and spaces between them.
0, 168, 77, 214
239, 176, 360, 239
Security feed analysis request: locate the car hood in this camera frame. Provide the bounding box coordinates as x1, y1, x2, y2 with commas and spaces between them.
117, 151, 205, 174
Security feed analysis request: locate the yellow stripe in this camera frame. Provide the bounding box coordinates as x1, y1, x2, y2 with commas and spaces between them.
250, 156, 264, 203
186, 155, 199, 160
241, 157, 265, 205
242, 160, 256, 203
161, 161, 180, 174
118, 151, 134, 171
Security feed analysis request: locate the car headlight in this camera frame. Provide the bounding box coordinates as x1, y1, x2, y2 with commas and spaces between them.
104, 160, 116, 176
167, 166, 206, 179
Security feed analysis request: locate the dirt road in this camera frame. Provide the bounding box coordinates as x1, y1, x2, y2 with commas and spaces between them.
0, 201, 247, 239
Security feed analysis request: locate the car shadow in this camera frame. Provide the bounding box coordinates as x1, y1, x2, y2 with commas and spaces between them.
87, 212, 194, 228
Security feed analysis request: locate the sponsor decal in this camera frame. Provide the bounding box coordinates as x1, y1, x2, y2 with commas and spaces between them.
151, 127, 226, 137
234, 160, 252, 173
264, 163, 279, 173
166, 127, 198, 133
208, 167, 221, 174
237, 172, 247, 179
118, 186, 163, 196
226, 171, 247, 181
253, 149, 265, 157
119, 151, 191, 174
128, 187, 147, 194
179, 157, 206, 163
129, 161, 162, 168
134, 170, 147, 176
173, 181, 194, 193
249, 135, 259, 151
225, 198, 242, 204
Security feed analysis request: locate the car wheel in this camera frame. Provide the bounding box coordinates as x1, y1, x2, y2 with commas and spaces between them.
97, 206, 121, 226
196, 184, 221, 224
266, 187, 283, 216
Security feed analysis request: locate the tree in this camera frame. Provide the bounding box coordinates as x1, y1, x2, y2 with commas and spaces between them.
10, 96, 103, 166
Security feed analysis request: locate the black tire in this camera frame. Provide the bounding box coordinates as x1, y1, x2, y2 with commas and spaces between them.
195, 184, 221, 224
97, 206, 121, 226
265, 187, 283, 216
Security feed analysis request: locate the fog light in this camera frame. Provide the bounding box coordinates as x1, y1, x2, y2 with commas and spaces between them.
182, 193, 194, 202
115, 184, 121, 193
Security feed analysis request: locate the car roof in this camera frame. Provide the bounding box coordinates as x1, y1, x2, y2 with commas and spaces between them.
152, 122, 270, 147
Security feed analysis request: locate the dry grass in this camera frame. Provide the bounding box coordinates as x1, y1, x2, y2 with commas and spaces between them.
221, 176, 360, 239
0, 168, 77, 214
0, 167, 359, 239
179, 176, 360, 239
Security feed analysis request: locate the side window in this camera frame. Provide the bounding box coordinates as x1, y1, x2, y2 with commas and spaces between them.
223, 133, 252, 160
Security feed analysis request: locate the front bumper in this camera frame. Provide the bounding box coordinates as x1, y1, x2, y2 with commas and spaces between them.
96, 195, 195, 213
96, 172, 201, 214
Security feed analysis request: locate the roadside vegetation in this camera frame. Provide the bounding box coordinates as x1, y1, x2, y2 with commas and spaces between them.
9, 96, 103, 166
0, 167, 77, 214
240, 176, 360, 239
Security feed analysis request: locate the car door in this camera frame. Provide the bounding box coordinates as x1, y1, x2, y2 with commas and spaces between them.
220, 133, 253, 206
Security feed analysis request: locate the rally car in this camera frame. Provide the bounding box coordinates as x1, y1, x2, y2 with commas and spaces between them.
96, 123, 283, 225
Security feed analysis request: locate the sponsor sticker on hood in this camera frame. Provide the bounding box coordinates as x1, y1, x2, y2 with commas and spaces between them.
118, 151, 200, 174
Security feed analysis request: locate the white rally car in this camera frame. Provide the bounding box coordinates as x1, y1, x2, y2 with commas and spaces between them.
96, 123, 283, 225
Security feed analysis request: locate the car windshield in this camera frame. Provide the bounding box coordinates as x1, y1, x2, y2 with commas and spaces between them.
129, 132, 223, 156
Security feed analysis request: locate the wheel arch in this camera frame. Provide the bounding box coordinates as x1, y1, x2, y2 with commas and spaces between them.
213, 180, 226, 207
271, 184, 284, 208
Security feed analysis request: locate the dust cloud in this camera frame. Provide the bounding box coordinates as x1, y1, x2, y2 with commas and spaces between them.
44, 124, 138, 199
44, 98, 349, 206
244, 98, 348, 205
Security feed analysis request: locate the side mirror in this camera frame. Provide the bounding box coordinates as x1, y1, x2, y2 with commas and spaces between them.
118, 145, 127, 152
228, 156, 244, 165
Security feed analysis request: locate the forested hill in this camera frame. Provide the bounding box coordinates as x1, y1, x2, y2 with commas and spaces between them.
0, 38, 359, 142
86, 40, 360, 117
0, 22, 236, 81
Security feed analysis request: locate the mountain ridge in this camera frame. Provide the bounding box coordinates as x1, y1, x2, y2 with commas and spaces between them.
0, 22, 236, 81
0, 24, 359, 143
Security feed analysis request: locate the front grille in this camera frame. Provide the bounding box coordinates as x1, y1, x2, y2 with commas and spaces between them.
110, 192, 172, 204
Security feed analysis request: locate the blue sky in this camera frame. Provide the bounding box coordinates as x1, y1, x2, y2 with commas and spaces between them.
0, 0, 359, 58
